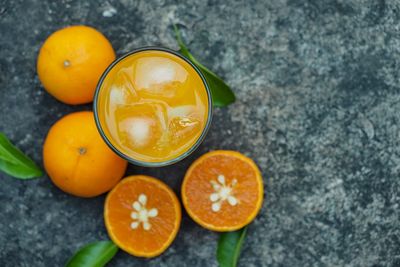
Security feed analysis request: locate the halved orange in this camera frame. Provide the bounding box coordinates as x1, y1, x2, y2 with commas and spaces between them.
182, 150, 264, 232
104, 175, 181, 257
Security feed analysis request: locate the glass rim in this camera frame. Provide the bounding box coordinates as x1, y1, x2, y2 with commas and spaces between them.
93, 46, 213, 167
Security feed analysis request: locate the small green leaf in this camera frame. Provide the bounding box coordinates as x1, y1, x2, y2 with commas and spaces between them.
0, 132, 43, 179
217, 227, 248, 267
66, 241, 118, 267
173, 24, 236, 107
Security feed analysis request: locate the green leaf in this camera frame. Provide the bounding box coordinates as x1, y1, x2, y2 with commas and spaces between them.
0, 132, 43, 179
217, 227, 248, 267
173, 24, 236, 107
66, 241, 118, 267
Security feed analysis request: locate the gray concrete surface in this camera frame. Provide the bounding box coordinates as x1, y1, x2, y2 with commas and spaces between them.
1, 0, 399, 266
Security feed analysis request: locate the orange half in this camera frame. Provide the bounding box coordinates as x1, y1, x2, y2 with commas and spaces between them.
182, 150, 264, 231
104, 175, 181, 257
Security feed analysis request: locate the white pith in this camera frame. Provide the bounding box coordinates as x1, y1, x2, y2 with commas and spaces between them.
209, 175, 238, 212
130, 194, 158, 231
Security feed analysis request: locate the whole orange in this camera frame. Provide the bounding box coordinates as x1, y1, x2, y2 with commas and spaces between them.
43, 111, 128, 197
37, 25, 116, 105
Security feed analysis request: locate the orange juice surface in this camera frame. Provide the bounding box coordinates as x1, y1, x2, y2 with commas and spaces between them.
96, 50, 210, 163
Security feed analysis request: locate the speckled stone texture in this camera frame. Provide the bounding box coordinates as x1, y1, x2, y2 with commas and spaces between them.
1, 0, 399, 266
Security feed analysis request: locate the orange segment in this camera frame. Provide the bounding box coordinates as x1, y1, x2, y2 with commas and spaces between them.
104, 175, 181, 257
182, 150, 264, 232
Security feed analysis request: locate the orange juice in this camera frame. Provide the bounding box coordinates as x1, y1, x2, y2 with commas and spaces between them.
94, 48, 211, 166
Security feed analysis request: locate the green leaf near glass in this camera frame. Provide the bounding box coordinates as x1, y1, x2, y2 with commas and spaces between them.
217, 227, 248, 267
173, 24, 236, 107
65, 241, 118, 267
0, 132, 42, 179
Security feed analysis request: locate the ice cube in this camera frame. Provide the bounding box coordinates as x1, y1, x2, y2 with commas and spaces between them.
167, 91, 207, 118
167, 105, 195, 118
168, 116, 201, 146
109, 68, 138, 105
121, 118, 153, 147
109, 86, 126, 104
133, 57, 188, 98
147, 63, 175, 86
166, 93, 206, 146
117, 69, 138, 99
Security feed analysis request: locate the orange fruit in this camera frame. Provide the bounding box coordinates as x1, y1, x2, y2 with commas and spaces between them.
104, 175, 181, 257
182, 150, 264, 231
43, 111, 127, 197
37, 25, 116, 105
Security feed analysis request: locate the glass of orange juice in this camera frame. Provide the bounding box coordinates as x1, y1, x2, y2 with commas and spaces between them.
93, 47, 212, 167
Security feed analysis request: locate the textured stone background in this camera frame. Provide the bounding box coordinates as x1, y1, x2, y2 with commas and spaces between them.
1, 0, 400, 266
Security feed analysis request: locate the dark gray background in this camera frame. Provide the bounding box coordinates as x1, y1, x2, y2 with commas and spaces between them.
1, 0, 399, 266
